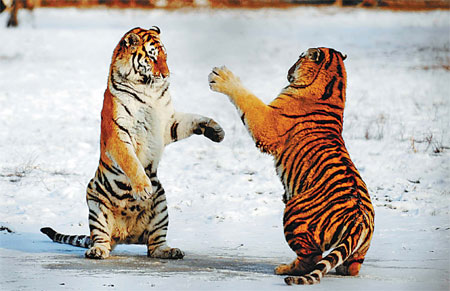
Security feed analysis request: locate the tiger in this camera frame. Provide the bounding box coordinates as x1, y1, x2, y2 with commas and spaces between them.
40, 26, 225, 260
208, 47, 374, 285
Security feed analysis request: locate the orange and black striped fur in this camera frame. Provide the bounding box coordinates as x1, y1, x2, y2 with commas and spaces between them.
41, 27, 224, 259
208, 48, 374, 285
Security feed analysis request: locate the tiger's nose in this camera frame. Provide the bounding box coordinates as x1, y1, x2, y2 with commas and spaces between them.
158, 62, 170, 78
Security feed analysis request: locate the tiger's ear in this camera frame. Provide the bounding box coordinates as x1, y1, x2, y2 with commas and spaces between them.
338, 51, 347, 61
149, 26, 160, 34
122, 33, 141, 51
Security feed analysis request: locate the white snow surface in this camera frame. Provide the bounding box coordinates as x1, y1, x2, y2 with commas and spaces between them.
0, 6, 449, 291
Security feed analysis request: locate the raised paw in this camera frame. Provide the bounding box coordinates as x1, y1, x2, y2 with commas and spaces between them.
85, 245, 110, 259
208, 66, 241, 95
148, 246, 185, 260
193, 118, 225, 143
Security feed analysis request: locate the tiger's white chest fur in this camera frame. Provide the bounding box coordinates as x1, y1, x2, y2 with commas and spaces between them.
111, 82, 173, 171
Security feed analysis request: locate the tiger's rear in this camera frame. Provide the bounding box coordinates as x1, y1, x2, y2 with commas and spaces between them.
209, 48, 374, 284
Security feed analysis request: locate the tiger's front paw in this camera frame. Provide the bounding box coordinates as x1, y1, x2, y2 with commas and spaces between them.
208, 66, 241, 95
194, 118, 225, 143
132, 180, 154, 201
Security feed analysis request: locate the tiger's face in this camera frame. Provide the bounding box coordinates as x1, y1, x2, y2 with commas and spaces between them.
111, 26, 169, 87
287, 48, 346, 89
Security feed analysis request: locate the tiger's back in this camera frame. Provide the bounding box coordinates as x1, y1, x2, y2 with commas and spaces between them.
209, 47, 374, 285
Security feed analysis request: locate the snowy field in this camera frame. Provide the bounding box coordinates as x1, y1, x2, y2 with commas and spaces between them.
0, 6, 449, 291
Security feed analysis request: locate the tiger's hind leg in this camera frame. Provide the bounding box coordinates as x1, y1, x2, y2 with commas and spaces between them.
85, 198, 115, 259
275, 253, 322, 275
144, 175, 184, 260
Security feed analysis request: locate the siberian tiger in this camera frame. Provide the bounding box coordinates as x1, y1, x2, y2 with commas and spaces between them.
41, 26, 225, 260
208, 48, 374, 285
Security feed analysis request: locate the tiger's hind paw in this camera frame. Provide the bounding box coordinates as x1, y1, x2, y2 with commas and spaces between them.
148, 246, 185, 260
208, 66, 241, 95
275, 263, 292, 275
85, 245, 110, 259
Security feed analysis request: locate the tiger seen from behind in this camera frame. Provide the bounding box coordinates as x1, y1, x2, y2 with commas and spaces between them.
41, 26, 225, 260
208, 48, 374, 285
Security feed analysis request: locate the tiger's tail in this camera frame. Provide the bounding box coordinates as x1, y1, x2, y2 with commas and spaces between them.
40, 227, 91, 248
284, 225, 370, 285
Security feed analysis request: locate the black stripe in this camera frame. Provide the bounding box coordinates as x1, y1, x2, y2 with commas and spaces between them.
158, 84, 169, 100
290, 140, 339, 191
315, 102, 343, 111
320, 76, 337, 100
138, 230, 149, 244
93, 182, 115, 206
325, 51, 334, 70
148, 235, 166, 246
281, 124, 341, 140
338, 81, 344, 101
118, 100, 132, 116
145, 163, 154, 175
301, 150, 342, 189
89, 212, 106, 229
153, 197, 166, 209
282, 137, 335, 186
288, 83, 308, 89
115, 180, 132, 191
111, 74, 147, 104
90, 225, 109, 237
112, 118, 132, 140
147, 221, 168, 238
299, 162, 344, 193
336, 63, 343, 78
100, 159, 122, 175
280, 111, 333, 120
170, 122, 179, 141
304, 118, 341, 127
286, 168, 347, 212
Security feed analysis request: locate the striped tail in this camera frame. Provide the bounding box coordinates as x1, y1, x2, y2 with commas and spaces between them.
40, 227, 91, 248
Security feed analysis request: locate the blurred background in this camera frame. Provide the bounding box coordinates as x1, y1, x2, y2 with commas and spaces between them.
2, 0, 449, 27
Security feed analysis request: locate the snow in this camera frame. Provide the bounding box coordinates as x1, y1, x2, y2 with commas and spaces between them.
0, 6, 449, 291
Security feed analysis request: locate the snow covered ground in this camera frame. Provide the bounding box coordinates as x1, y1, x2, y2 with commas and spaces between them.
0, 6, 449, 290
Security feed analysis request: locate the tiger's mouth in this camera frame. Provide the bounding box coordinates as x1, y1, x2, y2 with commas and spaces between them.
287, 58, 302, 83
141, 75, 168, 87
287, 74, 295, 83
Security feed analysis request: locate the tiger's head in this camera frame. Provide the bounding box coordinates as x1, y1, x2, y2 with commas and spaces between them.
109, 26, 169, 88
287, 47, 347, 104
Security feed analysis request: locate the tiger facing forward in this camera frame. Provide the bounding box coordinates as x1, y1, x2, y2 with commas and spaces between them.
41, 27, 224, 259
208, 48, 374, 285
